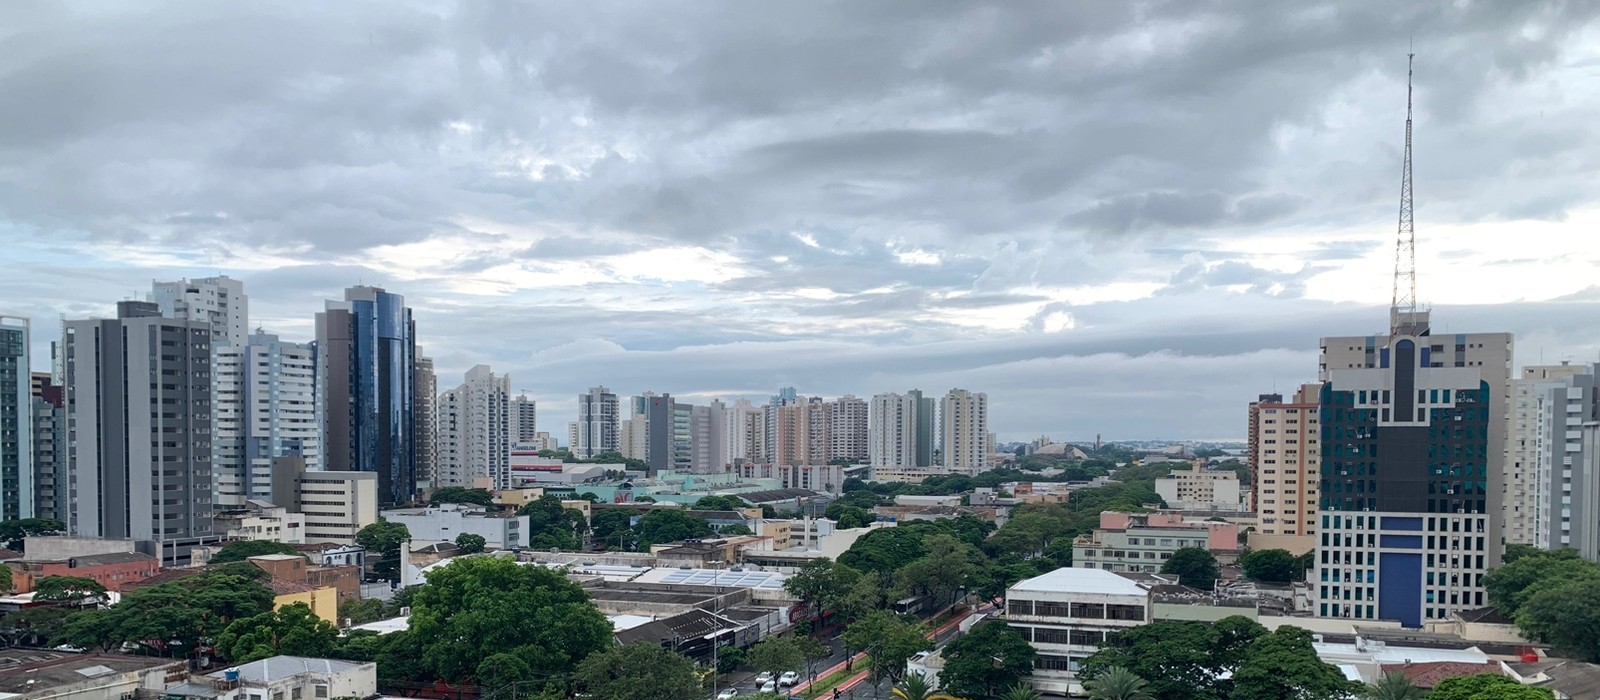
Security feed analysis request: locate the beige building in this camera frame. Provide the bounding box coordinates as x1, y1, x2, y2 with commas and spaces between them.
1248, 384, 1322, 537
1504, 362, 1589, 548
941, 389, 991, 475
1155, 462, 1244, 511
270, 458, 379, 545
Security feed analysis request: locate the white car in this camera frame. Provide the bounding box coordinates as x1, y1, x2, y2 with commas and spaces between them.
716, 689, 739, 700
754, 671, 774, 685
778, 671, 799, 687
759, 681, 777, 694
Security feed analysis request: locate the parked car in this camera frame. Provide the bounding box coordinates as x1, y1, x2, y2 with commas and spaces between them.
778, 672, 799, 687
760, 681, 777, 694
715, 688, 739, 700
754, 671, 774, 685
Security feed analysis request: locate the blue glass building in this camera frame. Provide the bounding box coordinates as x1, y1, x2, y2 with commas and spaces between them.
316, 286, 417, 506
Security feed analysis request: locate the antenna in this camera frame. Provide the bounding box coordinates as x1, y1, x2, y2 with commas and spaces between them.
1391, 52, 1418, 335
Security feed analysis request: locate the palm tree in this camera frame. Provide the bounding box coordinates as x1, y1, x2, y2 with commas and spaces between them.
891, 673, 961, 700
1083, 666, 1154, 700
1364, 672, 1424, 700
997, 683, 1042, 700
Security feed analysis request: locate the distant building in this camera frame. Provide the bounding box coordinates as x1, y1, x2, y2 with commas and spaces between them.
413, 351, 437, 489
578, 386, 620, 457
0, 316, 33, 520
1074, 512, 1240, 575
1247, 385, 1321, 537
315, 286, 418, 505
3, 551, 160, 593
1155, 462, 1244, 511
212, 500, 307, 544
381, 503, 529, 549
1005, 567, 1153, 696
29, 371, 65, 522
270, 457, 379, 545
830, 394, 870, 463
941, 389, 992, 475
511, 394, 538, 444
1504, 362, 1599, 552
436, 365, 511, 488
150, 275, 249, 348
213, 332, 319, 507
170, 656, 377, 700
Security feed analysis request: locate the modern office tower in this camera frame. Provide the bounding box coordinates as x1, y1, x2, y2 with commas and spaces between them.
150, 275, 249, 347
941, 389, 991, 475
830, 395, 869, 463
212, 332, 319, 507
577, 386, 619, 458
1315, 311, 1513, 626
414, 352, 437, 489
1248, 384, 1323, 538
314, 286, 418, 506
0, 316, 33, 520
645, 393, 675, 473
907, 389, 937, 467
724, 398, 763, 466
672, 402, 694, 471
436, 365, 511, 489
870, 392, 918, 469
270, 456, 378, 545
30, 372, 65, 522
1504, 363, 1600, 550
511, 394, 538, 445
62, 302, 218, 560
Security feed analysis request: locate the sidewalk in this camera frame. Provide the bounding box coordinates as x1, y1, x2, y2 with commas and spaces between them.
794, 602, 991, 697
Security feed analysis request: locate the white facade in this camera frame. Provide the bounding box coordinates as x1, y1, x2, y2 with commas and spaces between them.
870, 392, 917, 469
382, 504, 529, 548
151, 275, 249, 347
1155, 462, 1244, 511
213, 501, 307, 544
941, 389, 991, 475
577, 386, 619, 457
436, 365, 511, 488
1005, 568, 1152, 696
271, 460, 379, 545
203, 656, 377, 700
726, 398, 764, 466
830, 395, 869, 463
213, 332, 319, 507
1505, 363, 1594, 549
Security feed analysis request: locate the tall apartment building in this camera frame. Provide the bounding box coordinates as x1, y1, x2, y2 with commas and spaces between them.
829, 395, 869, 464
314, 286, 418, 506
270, 457, 379, 545
0, 316, 33, 520
768, 397, 830, 467
577, 386, 619, 458
672, 402, 694, 471
62, 301, 218, 560
725, 398, 763, 466
212, 332, 319, 507
1315, 310, 1512, 626
870, 392, 918, 469
908, 389, 937, 467
707, 399, 729, 472
644, 394, 675, 473
1504, 363, 1599, 550
511, 394, 538, 444
150, 275, 249, 347
620, 395, 650, 461
1247, 384, 1322, 537
31, 372, 66, 522
413, 352, 437, 489
436, 365, 511, 489
941, 389, 991, 475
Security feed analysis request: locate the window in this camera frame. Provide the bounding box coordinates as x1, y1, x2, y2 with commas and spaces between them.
292, 689, 302, 700
1035, 655, 1073, 671
1106, 604, 1145, 621
1070, 602, 1105, 619
1008, 599, 1034, 616
315, 687, 328, 699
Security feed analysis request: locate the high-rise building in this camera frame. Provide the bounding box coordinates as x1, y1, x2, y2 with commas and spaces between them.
725, 398, 763, 466
907, 389, 937, 467
620, 396, 650, 461
645, 394, 675, 473
212, 332, 319, 507
577, 386, 619, 458
0, 316, 33, 520
1248, 384, 1322, 538
436, 365, 511, 489
706, 399, 729, 472
672, 402, 695, 471
1315, 311, 1512, 626
941, 389, 991, 475
511, 395, 538, 445
314, 286, 417, 506
150, 275, 249, 348
830, 395, 869, 464
413, 352, 437, 489
31, 371, 66, 522
1504, 363, 1599, 550
62, 302, 218, 560
870, 392, 918, 469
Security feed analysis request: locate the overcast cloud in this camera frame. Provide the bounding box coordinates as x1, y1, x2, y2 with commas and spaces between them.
4, 1, 1599, 441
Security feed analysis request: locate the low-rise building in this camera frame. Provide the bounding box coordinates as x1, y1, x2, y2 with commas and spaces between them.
1155, 462, 1245, 511
381, 503, 529, 549
270, 458, 378, 545
165, 656, 377, 700
1005, 567, 1153, 696
3, 551, 160, 593
1074, 511, 1240, 574
0, 650, 186, 700
212, 500, 307, 544
290, 542, 367, 569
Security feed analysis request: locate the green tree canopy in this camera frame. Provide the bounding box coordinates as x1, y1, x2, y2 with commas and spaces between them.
516, 495, 589, 550
1516, 576, 1600, 663
573, 642, 703, 700
896, 533, 980, 608
1427, 673, 1554, 700
635, 509, 712, 549
355, 519, 411, 582
210, 539, 306, 564
0, 518, 65, 551
1083, 666, 1154, 700
783, 558, 863, 624
1485, 549, 1600, 617
339, 598, 386, 625
590, 509, 637, 550
429, 487, 495, 507
475, 653, 535, 691
0, 564, 10, 593
1082, 616, 1267, 700
32, 575, 109, 604
1230, 626, 1361, 700
692, 495, 749, 511
1238, 549, 1302, 583
1161, 548, 1221, 590
842, 611, 931, 685
454, 533, 487, 554
217, 602, 339, 663
940, 619, 1037, 699
61, 566, 274, 656
748, 636, 805, 676
838, 526, 929, 575
408, 555, 612, 683
1363, 671, 1424, 700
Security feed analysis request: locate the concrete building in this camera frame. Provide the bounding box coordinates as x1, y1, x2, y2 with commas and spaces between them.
732, 463, 847, 494
414, 351, 437, 489
1504, 362, 1596, 550
213, 332, 319, 507
870, 392, 918, 469
270, 457, 379, 545
150, 275, 249, 348
212, 500, 307, 544
4, 551, 160, 593
1316, 310, 1513, 627
725, 398, 763, 466
512, 394, 538, 444
0, 316, 32, 520
174, 656, 377, 700
0, 650, 186, 700
1005, 567, 1153, 696
315, 286, 418, 506
830, 394, 869, 463
1074, 511, 1240, 574
567, 421, 579, 453
30, 371, 66, 522
1155, 462, 1244, 511
1249, 384, 1322, 537
62, 301, 219, 562
578, 385, 619, 458
645, 393, 675, 473
941, 389, 991, 475
382, 503, 529, 549
908, 389, 937, 467
436, 364, 511, 488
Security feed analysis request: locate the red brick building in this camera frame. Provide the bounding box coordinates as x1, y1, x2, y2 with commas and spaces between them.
4, 552, 160, 593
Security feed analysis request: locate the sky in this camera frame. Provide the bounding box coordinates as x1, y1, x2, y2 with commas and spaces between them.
4, 2, 1600, 443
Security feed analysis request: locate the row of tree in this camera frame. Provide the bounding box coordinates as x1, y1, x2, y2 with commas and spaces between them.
1484, 545, 1600, 663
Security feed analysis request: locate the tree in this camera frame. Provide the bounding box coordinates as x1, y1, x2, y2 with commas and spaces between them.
795, 634, 830, 683
0, 518, 65, 551
693, 495, 749, 511
973, 561, 1040, 606
843, 611, 931, 685
998, 684, 1044, 700
430, 487, 495, 507
454, 533, 487, 554
217, 602, 339, 663
0, 564, 11, 593
892, 673, 960, 700
1083, 666, 1153, 700
1427, 673, 1554, 700
355, 520, 411, 582
1230, 626, 1361, 700
1516, 578, 1600, 663
591, 509, 637, 550
1485, 550, 1600, 617
784, 558, 862, 625
1160, 548, 1220, 590
716, 646, 746, 674
340, 598, 386, 625
1363, 672, 1424, 700
635, 509, 712, 549
838, 526, 929, 575
210, 539, 306, 564
720, 523, 753, 536
1082, 617, 1266, 700
573, 642, 703, 700
32, 575, 109, 605
1238, 549, 1301, 583
476, 653, 535, 690
940, 619, 1036, 699
408, 555, 612, 683
517, 495, 589, 550
897, 534, 980, 608
61, 567, 274, 656
748, 636, 805, 678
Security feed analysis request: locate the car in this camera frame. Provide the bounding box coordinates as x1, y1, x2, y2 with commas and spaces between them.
715, 689, 739, 700
760, 681, 777, 694
778, 672, 799, 687
754, 671, 774, 685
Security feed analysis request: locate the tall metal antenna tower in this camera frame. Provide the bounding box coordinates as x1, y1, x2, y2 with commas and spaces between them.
1390, 52, 1418, 335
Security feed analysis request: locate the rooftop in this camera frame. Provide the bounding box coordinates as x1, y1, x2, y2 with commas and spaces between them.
1511, 659, 1600, 699
1378, 661, 1505, 689
737, 488, 822, 504
63, 551, 158, 566
209, 656, 369, 683
1009, 567, 1150, 597
0, 650, 182, 695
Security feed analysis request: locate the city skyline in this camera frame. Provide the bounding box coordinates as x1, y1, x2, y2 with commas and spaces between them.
5, 3, 1600, 442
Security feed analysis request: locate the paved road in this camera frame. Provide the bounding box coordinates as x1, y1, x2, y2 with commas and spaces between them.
799, 602, 994, 700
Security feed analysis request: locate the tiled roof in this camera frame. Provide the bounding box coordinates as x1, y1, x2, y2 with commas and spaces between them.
1378, 661, 1505, 689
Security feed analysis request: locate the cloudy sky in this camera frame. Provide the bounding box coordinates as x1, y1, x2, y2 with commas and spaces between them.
4, 2, 1600, 442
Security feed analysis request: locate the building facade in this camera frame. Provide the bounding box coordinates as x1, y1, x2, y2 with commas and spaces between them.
941, 389, 991, 475
869, 392, 918, 469
1504, 362, 1594, 549
212, 332, 319, 508
150, 275, 249, 348
1073, 511, 1239, 574
512, 394, 538, 444
577, 386, 619, 458
0, 316, 32, 520
414, 351, 437, 489
1005, 568, 1153, 696
1249, 384, 1322, 536
314, 286, 417, 506
31, 372, 66, 522
270, 457, 379, 545
829, 394, 869, 464
436, 365, 511, 488
1155, 462, 1244, 511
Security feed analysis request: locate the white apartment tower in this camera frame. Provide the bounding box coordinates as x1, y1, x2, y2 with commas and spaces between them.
577, 386, 619, 457
511, 394, 538, 444
436, 365, 511, 488
620, 396, 650, 461
1505, 363, 1599, 551
830, 395, 869, 464
941, 389, 991, 475
151, 275, 249, 347
870, 393, 918, 469
212, 332, 320, 507
725, 398, 763, 466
